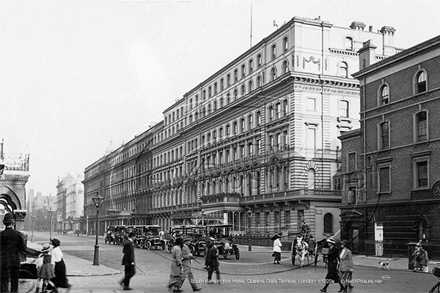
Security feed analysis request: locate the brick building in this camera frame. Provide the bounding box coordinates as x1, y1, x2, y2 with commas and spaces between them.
340, 35, 440, 256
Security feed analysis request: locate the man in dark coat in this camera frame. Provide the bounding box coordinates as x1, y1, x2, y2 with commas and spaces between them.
206, 239, 221, 283
119, 232, 136, 290
0, 213, 27, 293
320, 239, 344, 293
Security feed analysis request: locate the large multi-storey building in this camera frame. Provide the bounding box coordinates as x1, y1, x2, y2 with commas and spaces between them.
83, 16, 401, 238
340, 35, 440, 256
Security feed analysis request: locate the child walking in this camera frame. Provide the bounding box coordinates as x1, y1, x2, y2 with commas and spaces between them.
36, 243, 58, 293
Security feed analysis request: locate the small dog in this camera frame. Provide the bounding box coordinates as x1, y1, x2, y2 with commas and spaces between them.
378, 261, 390, 271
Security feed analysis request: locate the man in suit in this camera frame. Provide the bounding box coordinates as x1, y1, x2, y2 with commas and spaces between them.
119, 232, 136, 291
0, 213, 27, 293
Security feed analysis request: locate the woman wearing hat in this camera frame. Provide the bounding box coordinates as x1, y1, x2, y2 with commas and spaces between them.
412, 241, 429, 272
339, 240, 354, 293
320, 239, 344, 293
168, 237, 184, 293
37, 244, 58, 293
50, 238, 72, 292
272, 234, 282, 264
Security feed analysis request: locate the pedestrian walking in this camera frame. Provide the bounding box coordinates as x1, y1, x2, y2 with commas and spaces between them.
272, 233, 282, 264
0, 213, 27, 293
36, 244, 58, 293
118, 232, 136, 291
168, 237, 184, 293
181, 237, 201, 292
206, 238, 221, 284
412, 241, 429, 273
49, 238, 72, 293
319, 239, 344, 293
339, 240, 354, 293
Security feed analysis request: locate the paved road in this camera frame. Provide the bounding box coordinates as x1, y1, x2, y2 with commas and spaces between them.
22, 232, 438, 293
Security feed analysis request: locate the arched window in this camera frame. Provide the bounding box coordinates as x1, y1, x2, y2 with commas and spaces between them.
247, 173, 253, 196
339, 62, 348, 78
249, 59, 254, 73
257, 75, 262, 87
416, 71, 427, 93
241, 84, 246, 96
282, 60, 289, 74
283, 36, 288, 52
272, 44, 277, 60
226, 92, 230, 104
234, 88, 238, 100
345, 37, 353, 51
220, 97, 224, 108
380, 85, 389, 105
324, 213, 333, 234
308, 168, 315, 189
271, 67, 277, 81
214, 100, 217, 110
208, 104, 212, 114
249, 80, 253, 92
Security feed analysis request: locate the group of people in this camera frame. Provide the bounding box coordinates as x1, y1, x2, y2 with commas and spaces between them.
167, 236, 223, 292
0, 213, 71, 293
319, 239, 354, 293
35, 238, 72, 293
271, 232, 354, 293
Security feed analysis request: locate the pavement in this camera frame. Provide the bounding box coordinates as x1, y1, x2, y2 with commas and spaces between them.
26, 241, 121, 277
27, 240, 439, 278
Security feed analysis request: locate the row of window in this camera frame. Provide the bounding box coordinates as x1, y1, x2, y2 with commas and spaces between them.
378, 110, 428, 150
378, 70, 427, 106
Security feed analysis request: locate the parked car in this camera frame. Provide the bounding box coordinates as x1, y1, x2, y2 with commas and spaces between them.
104, 226, 116, 244
208, 224, 240, 260
145, 225, 167, 250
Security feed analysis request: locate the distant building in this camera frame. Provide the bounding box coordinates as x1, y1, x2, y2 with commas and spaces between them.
83, 17, 402, 238
340, 35, 440, 256
56, 174, 84, 232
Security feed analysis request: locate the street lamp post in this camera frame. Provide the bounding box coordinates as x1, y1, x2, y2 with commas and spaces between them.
31, 215, 36, 242
48, 209, 55, 242
92, 192, 104, 266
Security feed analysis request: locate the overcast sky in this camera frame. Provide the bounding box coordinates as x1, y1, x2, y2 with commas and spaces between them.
1, 0, 439, 199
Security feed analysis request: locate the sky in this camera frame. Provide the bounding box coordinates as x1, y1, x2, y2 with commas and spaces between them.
1, 0, 439, 198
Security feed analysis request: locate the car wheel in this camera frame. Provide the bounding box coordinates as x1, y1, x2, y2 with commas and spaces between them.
235, 250, 240, 260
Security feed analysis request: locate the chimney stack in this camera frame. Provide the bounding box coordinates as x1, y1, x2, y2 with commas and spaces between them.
358, 40, 377, 70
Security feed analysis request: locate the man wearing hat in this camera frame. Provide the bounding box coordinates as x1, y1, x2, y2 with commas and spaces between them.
180, 237, 201, 292
0, 213, 27, 293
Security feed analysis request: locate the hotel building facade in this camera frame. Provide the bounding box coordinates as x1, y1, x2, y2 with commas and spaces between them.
82, 17, 401, 240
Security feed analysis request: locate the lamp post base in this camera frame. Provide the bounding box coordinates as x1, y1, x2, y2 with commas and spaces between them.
93, 245, 100, 266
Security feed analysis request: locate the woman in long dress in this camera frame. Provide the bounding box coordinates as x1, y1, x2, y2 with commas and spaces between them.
320, 239, 344, 293
50, 238, 72, 292
167, 237, 184, 293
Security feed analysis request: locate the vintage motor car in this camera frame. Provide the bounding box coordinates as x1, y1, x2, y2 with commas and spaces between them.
207, 224, 240, 260
145, 225, 167, 250
104, 226, 116, 244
